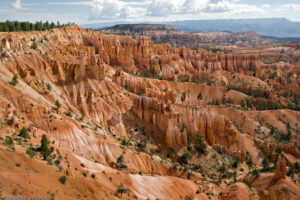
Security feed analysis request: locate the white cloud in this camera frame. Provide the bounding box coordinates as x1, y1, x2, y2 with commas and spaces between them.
10, 0, 22, 10
48, 1, 92, 6
183, 0, 210, 13
88, 0, 151, 20
280, 4, 300, 11
147, 0, 183, 16
47, 0, 272, 21
203, 0, 268, 14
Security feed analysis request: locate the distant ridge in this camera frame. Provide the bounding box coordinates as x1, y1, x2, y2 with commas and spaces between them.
81, 18, 300, 38
99, 24, 182, 36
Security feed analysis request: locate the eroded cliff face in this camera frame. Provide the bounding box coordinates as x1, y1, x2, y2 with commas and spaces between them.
0, 25, 299, 200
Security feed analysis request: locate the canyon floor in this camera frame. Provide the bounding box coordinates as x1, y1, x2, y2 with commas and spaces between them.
0, 25, 299, 200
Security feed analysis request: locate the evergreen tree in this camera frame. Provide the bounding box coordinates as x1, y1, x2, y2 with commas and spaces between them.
246, 154, 254, 172
0, 20, 70, 32
262, 157, 270, 170
11, 74, 19, 86
246, 99, 252, 108
30, 23, 35, 31
44, 21, 49, 30
36, 21, 42, 31
16, 22, 22, 32
194, 133, 207, 154
18, 127, 30, 138
50, 22, 55, 29
40, 134, 53, 160
241, 100, 246, 108
55, 100, 61, 110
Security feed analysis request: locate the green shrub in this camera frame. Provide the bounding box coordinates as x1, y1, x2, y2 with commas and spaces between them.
121, 138, 130, 146
194, 134, 207, 154
11, 74, 18, 86
262, 157, 270, 170
251, 169, 260, 177
179, 149, 191, 164
232, 159, 240, 168
246, 155, 254, 171
116, 183, 130, 197
275, 147, 282, 155
18, 127, 30, 139
26, 149, 36, 158
7, 116, 15, 125
218, 163, 227, 174
197, 92, 202, 100
5, 136, 13, 145
46, 83, 52, 91
59, 176, 66, 184
181, 92, 186, 102
31, 41, 37, 50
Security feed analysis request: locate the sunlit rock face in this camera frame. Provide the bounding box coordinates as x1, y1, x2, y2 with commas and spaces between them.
0, 25, 299, 200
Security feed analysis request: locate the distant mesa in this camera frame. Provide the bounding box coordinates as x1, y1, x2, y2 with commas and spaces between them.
99, 24, 182, 36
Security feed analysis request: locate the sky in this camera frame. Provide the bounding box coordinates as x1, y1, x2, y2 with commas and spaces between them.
0, 0, 300, 25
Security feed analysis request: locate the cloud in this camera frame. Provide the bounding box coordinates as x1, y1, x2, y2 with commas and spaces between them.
147, 0, 183, 16
280, 4, 300, 11
48, 1, 92, 6
203, 0, 268, 14
88, 0, 149, 20
47, 0, 272, 21
10, 0, 22, 9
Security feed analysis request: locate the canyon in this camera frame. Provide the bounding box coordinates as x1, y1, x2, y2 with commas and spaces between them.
0, 25, 299, 200
100, 24, 275, 48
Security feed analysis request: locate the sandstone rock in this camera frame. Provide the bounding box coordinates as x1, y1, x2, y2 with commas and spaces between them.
274, 155, 287, 180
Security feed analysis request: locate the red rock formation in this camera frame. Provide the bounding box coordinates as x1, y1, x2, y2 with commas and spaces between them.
0, 25, 299, 200
274, 155, 287, 180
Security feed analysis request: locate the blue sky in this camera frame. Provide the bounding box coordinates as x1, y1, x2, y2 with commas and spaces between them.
0, 0, 300, 24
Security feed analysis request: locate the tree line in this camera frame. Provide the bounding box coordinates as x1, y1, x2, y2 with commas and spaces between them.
0, 21, 74, 32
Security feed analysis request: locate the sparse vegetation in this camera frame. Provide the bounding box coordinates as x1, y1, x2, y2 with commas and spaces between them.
194, 133, 207, 154
59, 176, 66, 184
55, 100, 61, 111
40, 134, 54, 160
11, 74, 19, 86
246, 153, 254, 172
116, 183, 130, 197
26, 149, 36, 158
262, 157, 270, 170
18, 127, 30, 139
179, 148, 191, 164
181, 92, 186, 102
5, 136, 13, 145
197, 92, 202, 100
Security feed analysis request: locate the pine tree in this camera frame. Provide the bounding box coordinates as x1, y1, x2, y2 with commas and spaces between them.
246, 99, 252, 108
50, 22, 55, 29
41, 134, 53, 160
45, 21, 49, 30
18, 127, 30, 138
262, 157, 270, 170
11, 74, 19, 86
246, 154, 254, 172
55, 100, 61, 110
